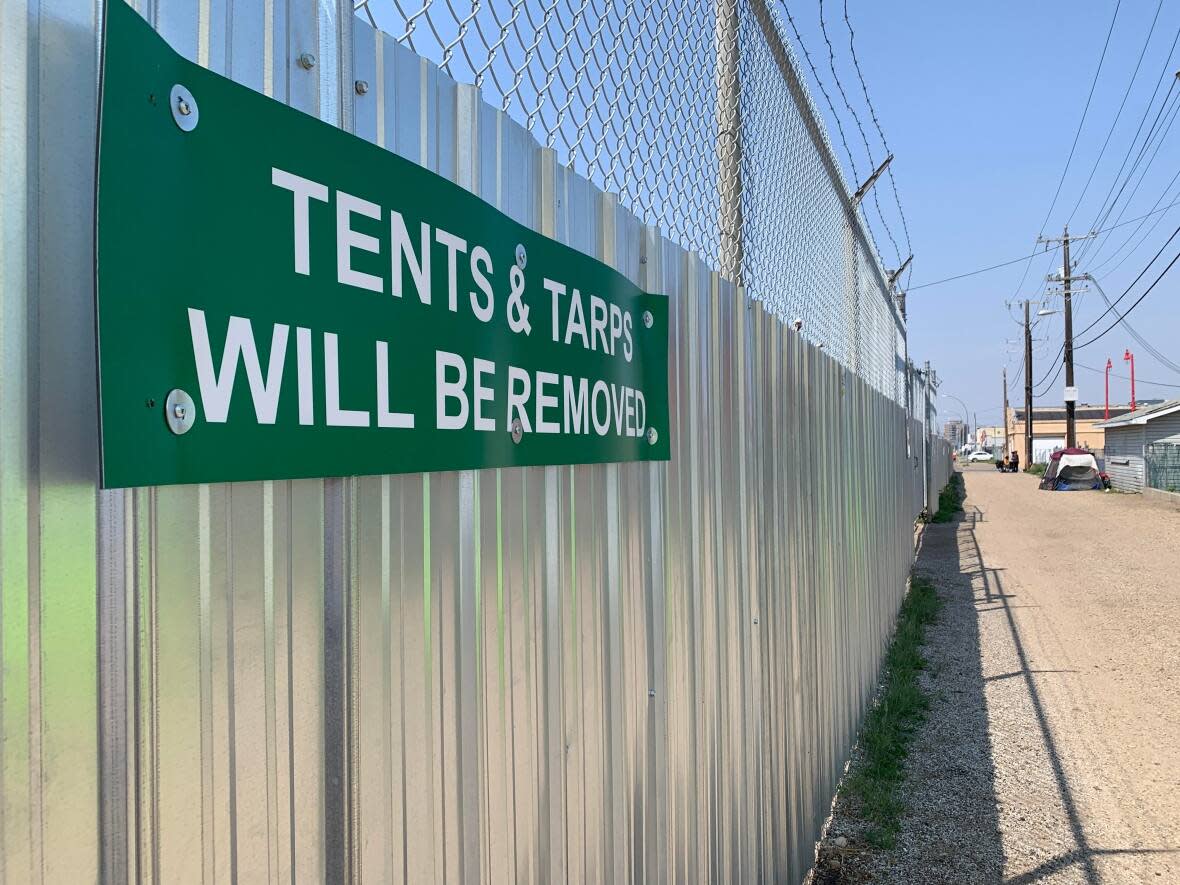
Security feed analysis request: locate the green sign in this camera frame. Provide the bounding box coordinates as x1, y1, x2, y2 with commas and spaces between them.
96, 1, 669, 488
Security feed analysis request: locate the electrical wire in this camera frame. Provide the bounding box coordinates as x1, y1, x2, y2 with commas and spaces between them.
906, 200, 1180, 292
1087, 276, 1180, 373
1087, 164, 1180, 275
1036, 0, 1122, 237
1066, 1, 1166, 227
1034, 221, 1180, 382
1080, 91, 1180, 266
1079, 221, 1180, 338
1077, 361, 1180, 388
1077, 244, 1180, 349
1074, 71, 1180, 264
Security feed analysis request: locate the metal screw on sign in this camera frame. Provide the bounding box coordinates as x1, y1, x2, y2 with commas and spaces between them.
169, 84, 198, 132
642, 310, 654, 329
646, 427, 658, 446
164, 389, 196, 435
354, 80, 369, 95
515, 244, 527, 270
648, 689, 656, 698
510, 418, 524, 444
298, 52, 317, 70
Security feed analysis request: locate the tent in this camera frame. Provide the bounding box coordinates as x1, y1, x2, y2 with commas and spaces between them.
1038, 448, 1102, 491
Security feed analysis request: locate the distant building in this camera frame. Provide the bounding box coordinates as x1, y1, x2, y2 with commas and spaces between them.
1006, 403, 1141, 463
976, 425, 1005, 450
1095, 399, 1180, 492
942, 419, 968, 448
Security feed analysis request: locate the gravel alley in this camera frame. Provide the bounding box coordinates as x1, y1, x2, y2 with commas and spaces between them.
822, 466, 1180, 884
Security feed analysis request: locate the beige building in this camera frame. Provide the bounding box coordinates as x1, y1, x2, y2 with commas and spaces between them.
1006, 404, 1133, 462
976, 425, 1005, 449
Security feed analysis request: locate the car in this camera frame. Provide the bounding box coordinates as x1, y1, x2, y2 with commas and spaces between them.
967, 450, 994, 462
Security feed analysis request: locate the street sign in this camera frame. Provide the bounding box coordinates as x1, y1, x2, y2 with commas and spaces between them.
95, 1, 669, 488
1064, 386, 1079, 402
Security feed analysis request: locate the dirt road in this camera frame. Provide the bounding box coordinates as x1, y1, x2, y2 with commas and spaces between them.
824, 467, 1180, 883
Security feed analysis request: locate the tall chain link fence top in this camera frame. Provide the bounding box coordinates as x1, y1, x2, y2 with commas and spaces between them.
356, 0, 907, 402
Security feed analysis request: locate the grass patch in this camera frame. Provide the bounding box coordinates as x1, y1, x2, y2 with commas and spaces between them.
929, 473, 964, 523
1025, 462, 1047, 476
842, 575, 941, 848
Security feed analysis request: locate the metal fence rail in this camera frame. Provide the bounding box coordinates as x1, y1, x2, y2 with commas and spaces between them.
1146, 443, 1180, 492
0, 1, 951, 882
356, 0, 907, 403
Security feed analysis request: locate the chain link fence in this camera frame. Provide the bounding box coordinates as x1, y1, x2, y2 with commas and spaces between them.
355, 0, 907, 402
1146, 442, 1180, 492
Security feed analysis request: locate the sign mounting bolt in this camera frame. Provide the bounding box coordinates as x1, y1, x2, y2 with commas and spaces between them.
164, 389, 196, 435
298, 52, 317, 70
642, 310, 654, 329
515, 244, 527, 270
510, 418, 524, 444
354, 80, 369, 95
646, 427, 658, 446
169, 84, 199, 132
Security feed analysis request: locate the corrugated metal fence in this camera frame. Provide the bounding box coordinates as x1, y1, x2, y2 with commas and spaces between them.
0, 2, 952, 882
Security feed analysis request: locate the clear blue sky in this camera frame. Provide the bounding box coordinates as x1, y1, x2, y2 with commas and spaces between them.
788, 0, 1180, 428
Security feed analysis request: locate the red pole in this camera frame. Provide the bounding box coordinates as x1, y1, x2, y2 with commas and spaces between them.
1124, 349, 1136, 411
1105, 358, 1112, 419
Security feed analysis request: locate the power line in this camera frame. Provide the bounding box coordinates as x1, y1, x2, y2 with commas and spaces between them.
1075, 70, 1180, 264
1036, 0, 1122, 236
1077, 243, 1180, 349
1034, 221, 1180, 382
1087, 276, 1180, 373
1079, 221, 1180, 338
908, 247, 1053, 291
1080, 90, 1180, 265
1077, 361, 1180, 389
1066, 1, 1166, 227
1087, 163, 1180, 275
905, 199, 1180, 292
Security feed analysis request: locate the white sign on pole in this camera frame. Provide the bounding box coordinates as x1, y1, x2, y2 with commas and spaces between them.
1064, 386, 1079, 402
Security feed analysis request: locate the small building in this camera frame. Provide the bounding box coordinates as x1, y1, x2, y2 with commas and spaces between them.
1007, 403, 1135, 463
1095, 399, 1180, 493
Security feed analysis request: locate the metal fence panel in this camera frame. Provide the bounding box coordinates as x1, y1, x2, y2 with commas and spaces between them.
0, 1, 953, 882
1146, 443, 1180, 492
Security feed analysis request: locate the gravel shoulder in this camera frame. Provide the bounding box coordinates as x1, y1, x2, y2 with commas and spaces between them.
814, 467, 1180, 884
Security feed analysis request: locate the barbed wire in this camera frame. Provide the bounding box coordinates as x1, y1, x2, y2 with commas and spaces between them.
841, 0, 913, 286
355, 0, 910, 401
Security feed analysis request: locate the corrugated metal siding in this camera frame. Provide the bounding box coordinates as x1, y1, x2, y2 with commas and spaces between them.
1146, 413, 1180, 446
1104, 426, 1145, 493
0, 3, 952, 882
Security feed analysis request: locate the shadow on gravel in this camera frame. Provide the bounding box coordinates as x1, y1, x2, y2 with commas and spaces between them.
954, 498, 1175, 884
957, 507, 1108, 885
815, 477, 1180, 884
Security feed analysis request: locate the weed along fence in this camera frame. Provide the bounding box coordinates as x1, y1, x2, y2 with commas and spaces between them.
1, 1, 952, 882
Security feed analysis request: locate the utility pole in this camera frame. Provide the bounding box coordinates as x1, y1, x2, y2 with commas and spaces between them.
1036, 227, 1097, 447
1062, 229, 1076, 447
1024, 299, 1033, 468
1002, 367, 1009, 456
